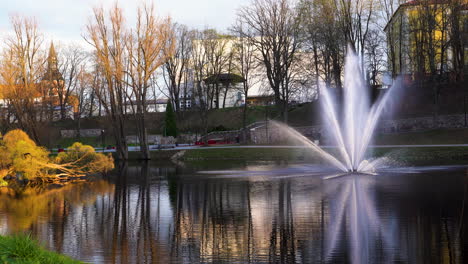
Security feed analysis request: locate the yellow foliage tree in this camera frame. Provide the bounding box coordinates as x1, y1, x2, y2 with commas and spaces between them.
55, 142, 114, 174
1, 129, 49, 179
0, 130, 114, 181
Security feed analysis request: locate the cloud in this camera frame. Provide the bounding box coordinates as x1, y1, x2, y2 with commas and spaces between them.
0, 0, 250, 47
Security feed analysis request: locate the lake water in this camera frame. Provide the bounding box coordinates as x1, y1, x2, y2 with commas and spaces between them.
0, 161, 467, 263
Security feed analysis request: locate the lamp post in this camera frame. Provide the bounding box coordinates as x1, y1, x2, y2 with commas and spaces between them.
101, 129, 105, 149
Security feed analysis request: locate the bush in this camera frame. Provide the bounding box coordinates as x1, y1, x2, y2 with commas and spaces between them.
0, 130, 114, 180
164, 102, 178, 137
1, 130, 50, 179
55, 142, 114, 174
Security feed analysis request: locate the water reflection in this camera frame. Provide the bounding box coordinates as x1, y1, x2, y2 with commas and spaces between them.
0, 163, 466, 263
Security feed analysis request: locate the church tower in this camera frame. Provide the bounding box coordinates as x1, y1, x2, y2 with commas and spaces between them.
43, 42, 63, 82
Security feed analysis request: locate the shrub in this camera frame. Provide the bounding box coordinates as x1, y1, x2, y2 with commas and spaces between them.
164, 102, 178, 137
1, 130, 50, 179
55, 142, 114, 174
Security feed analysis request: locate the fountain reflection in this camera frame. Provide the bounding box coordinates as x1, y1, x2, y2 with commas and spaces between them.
324, 175, 400, 263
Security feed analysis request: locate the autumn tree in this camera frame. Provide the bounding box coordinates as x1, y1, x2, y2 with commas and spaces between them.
0, 15, 45, 143
125, 5, 174, 160
85, 5, 129, 160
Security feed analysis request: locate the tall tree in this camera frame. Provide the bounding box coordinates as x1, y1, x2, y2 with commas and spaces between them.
85, 5, 129, 160
125, 5, 174, 160
0, 15, 45, 143
238, 0, 301, 122
231, 19, 259, 131
162, 23, 192, 112
57, 44, 87, 120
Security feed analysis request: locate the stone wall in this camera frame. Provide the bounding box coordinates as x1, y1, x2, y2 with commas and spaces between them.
60, 129, 103, 138
249, 114, 467, 144
378, 114, 466, 133
126, 135, 175, 145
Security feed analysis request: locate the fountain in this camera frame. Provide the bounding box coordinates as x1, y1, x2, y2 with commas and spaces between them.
274, 49, 396, 173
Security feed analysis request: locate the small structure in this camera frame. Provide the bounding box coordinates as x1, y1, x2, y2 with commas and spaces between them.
246, 95, 275, 106
204, 73, 246, 108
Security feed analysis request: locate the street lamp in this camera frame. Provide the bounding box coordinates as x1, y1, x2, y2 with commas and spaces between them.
101, 129, 105, 149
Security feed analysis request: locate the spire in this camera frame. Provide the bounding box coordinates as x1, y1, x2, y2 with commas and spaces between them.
42, 41, 63, 81
48, 41, 58, 70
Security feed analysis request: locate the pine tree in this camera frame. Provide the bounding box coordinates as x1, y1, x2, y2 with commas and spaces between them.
164, 102, 178, 137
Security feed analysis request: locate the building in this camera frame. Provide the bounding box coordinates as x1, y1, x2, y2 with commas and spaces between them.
384, 0, 468, 77
246, 95, 275, 106
124, 98, 169, 113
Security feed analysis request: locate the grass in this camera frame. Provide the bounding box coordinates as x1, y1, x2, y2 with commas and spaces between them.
0, 234, 82, 264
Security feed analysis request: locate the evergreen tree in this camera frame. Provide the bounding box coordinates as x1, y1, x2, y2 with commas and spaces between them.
164, 102, 178, 137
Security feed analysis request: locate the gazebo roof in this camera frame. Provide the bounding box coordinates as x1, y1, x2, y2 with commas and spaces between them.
204, 73, 245, 85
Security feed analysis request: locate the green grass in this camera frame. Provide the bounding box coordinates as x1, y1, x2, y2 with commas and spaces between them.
0, 234, 82, 264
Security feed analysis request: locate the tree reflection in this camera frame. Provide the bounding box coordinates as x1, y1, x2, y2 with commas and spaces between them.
1, 164, 467, 263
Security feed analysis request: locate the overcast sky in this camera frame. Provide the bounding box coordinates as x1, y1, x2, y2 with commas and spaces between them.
0, 0, 250, 46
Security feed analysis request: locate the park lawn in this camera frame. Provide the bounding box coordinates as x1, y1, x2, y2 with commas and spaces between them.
0, 235, 83, 264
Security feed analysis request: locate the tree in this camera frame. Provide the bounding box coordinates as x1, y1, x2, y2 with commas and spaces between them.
190, 29, 210, 134
57, 44, 87, 120
85, 4, 129, 160
0, 15, 45, 143
162, 23, 192, 112
238, 0, 301, 122
231, 19, 259, 132
164, 102, 178, 138
125, 4, 174, 160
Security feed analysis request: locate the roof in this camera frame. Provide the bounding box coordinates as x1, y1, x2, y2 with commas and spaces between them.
246, 95, 275, 100
384, 0, 468, 32
204, 73, 245, 84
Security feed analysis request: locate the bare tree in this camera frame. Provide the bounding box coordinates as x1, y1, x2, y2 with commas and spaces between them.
74, 64, 93, 139
125, 5, 174, 160
57, 44, 87, 120
190, 29, 210, 134
238, 0, 301, 122
1, 15, 45, 143
162, 23, 192, 112
299, 0, 345, 96
85, 5, 129, 160
201, 29, 231, 109
231, 19, 259, 131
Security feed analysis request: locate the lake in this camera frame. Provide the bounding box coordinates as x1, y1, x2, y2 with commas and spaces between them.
0, 161, 467, 263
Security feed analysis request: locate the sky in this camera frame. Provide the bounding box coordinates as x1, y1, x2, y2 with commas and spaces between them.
0, 0, 251, 46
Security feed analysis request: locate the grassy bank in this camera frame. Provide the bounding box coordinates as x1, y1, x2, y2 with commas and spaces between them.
180, 146, 468, 166
0, 235, 82, 264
